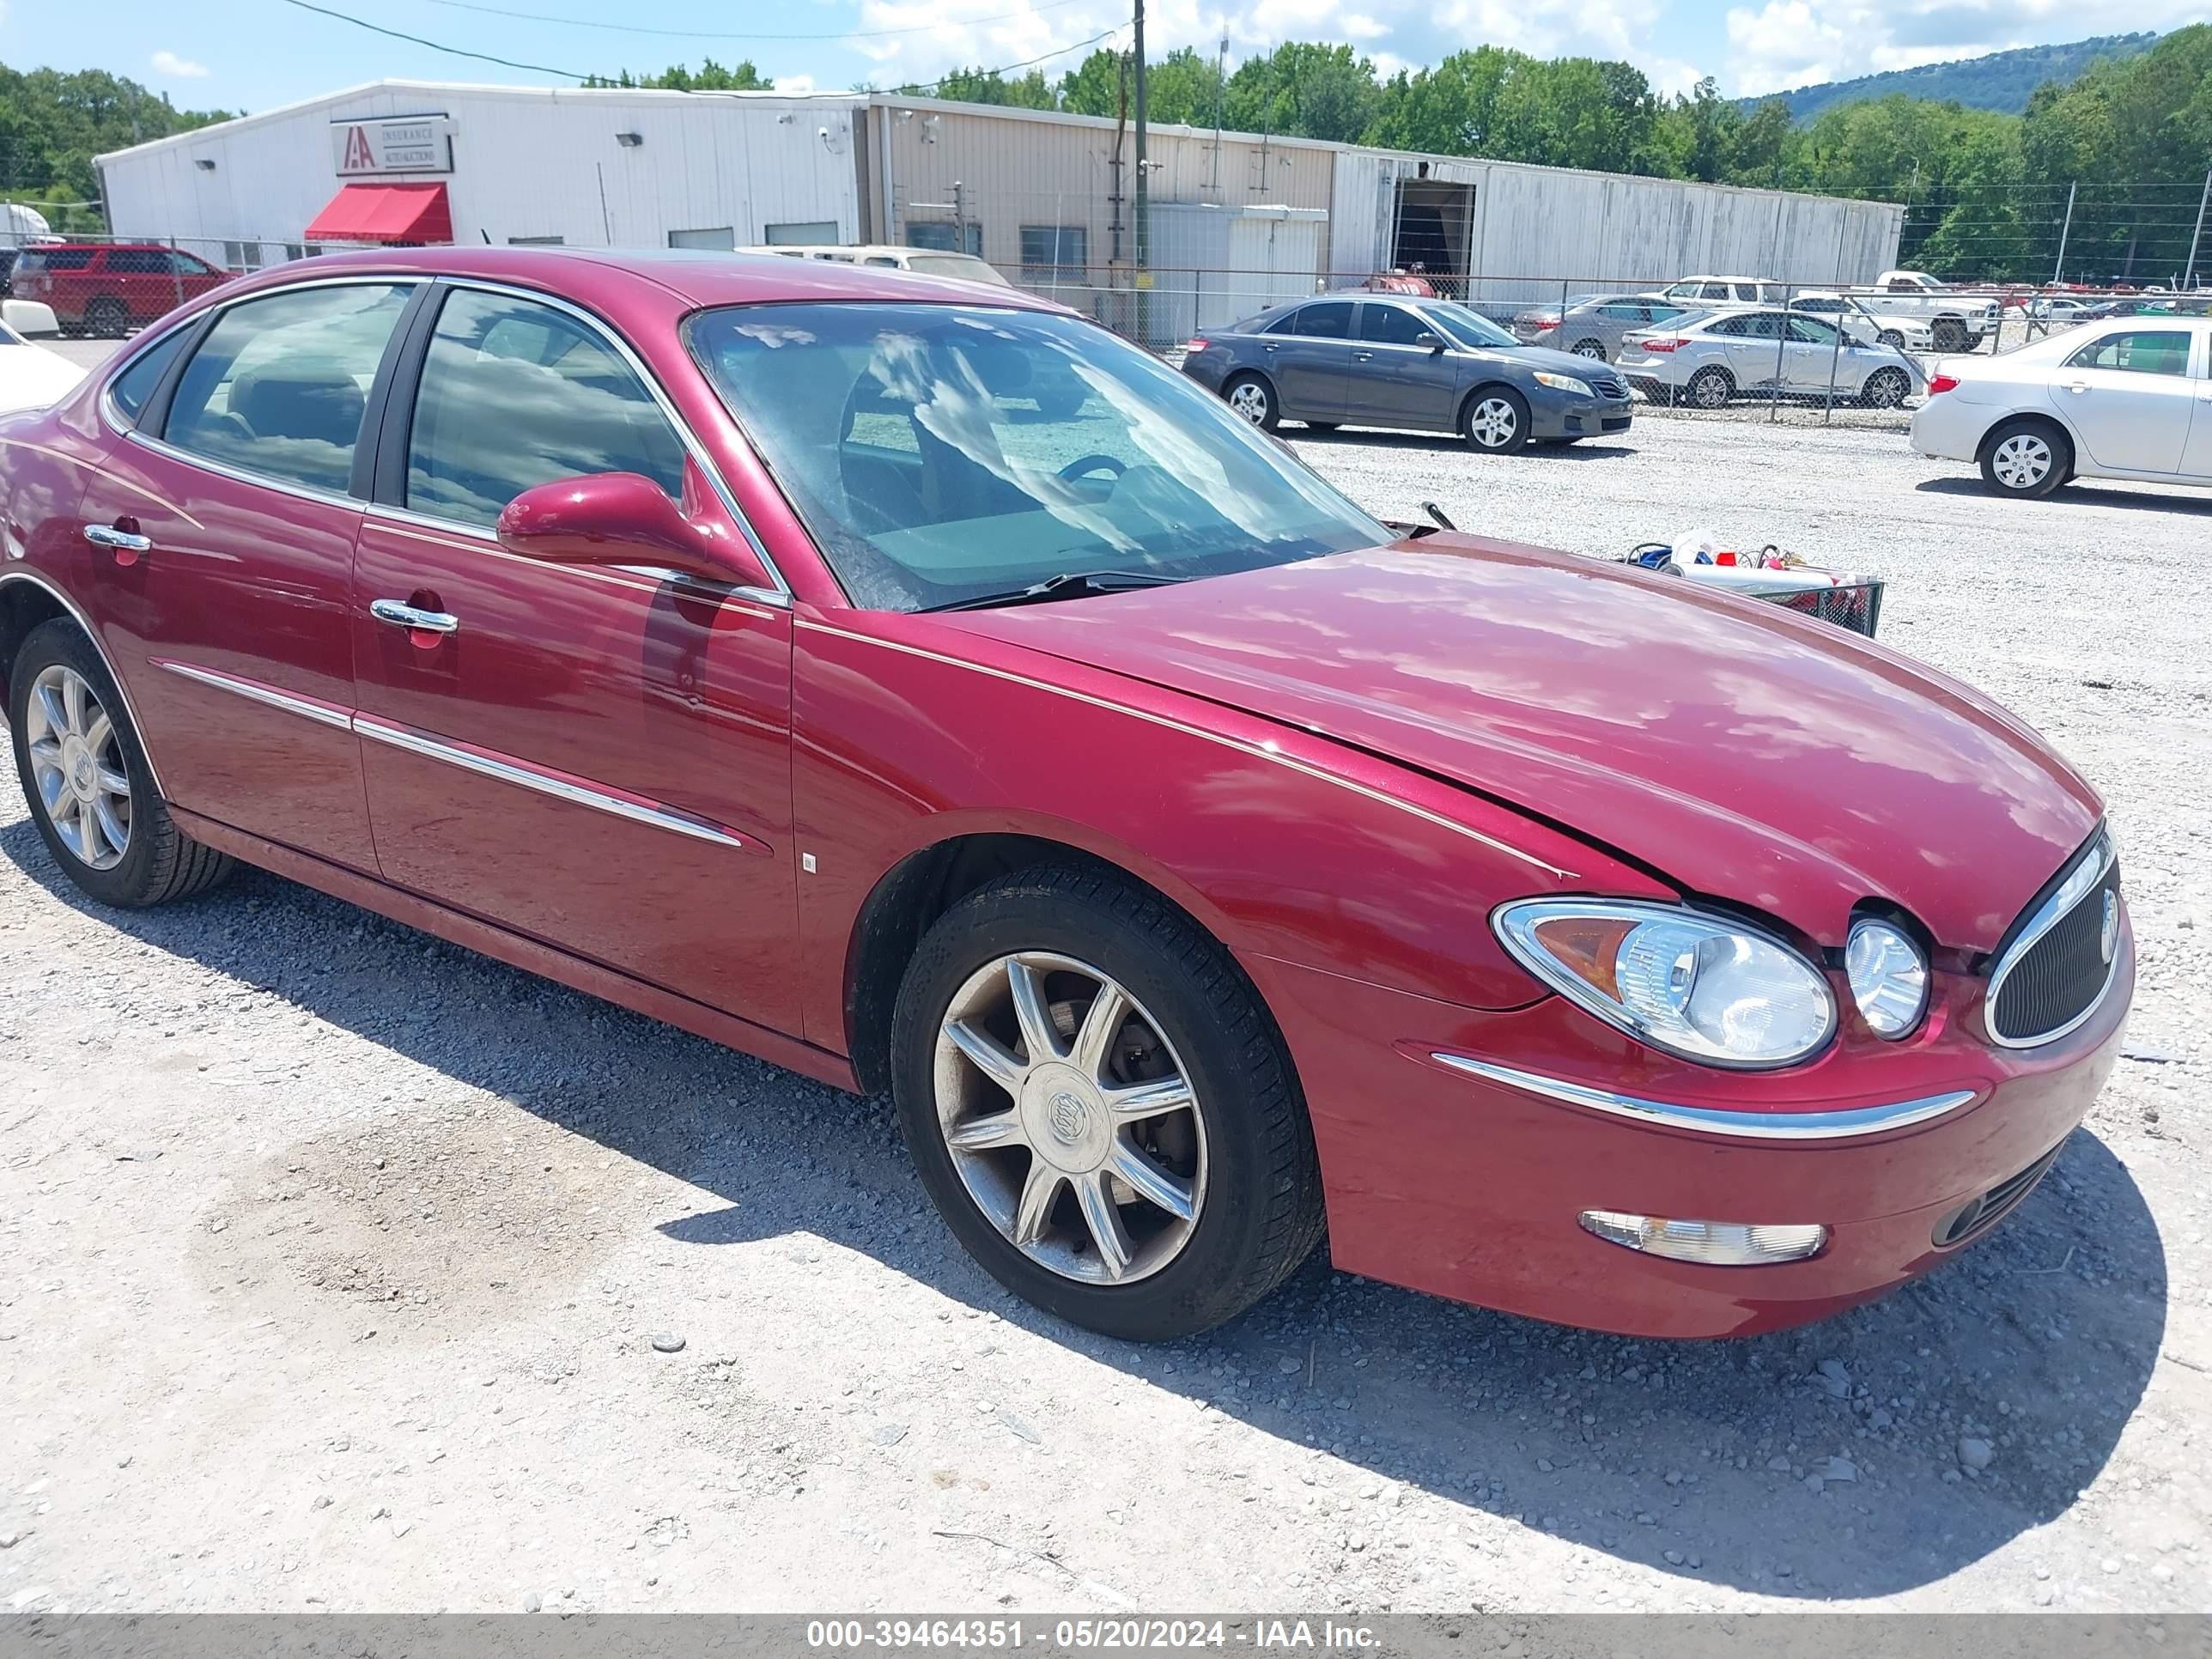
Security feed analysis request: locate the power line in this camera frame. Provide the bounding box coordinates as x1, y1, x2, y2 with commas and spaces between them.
276, 0, 593, 77
420, 0, 1093, 42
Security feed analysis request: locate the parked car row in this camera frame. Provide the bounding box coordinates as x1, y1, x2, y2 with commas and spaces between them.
0, 245, 2134, 1345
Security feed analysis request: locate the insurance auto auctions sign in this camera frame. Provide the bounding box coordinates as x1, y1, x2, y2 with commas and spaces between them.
331, 114, 454, 175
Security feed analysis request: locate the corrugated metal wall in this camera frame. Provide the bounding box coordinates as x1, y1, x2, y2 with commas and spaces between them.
97, 82, 863, 253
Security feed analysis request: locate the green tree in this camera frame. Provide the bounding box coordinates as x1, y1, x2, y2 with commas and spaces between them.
1225, 41, 1378, 143
0, 64, 231, 217
587, 58, 773, 91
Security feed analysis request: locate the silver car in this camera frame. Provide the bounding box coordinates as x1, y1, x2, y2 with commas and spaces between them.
1513, 293, 1700, 361
1618, 307, 1923, 410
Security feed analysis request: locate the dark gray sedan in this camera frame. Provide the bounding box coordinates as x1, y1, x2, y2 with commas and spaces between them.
1181, 295, 1634, 453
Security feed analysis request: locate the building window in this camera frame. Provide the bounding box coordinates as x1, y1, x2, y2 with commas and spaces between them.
906, 222, 981, 257
507, 235, 565, 246
222, 241, 266, 271
763, 221, 838, 246
668, 227, 736, 251
1019, 226, 1086, 278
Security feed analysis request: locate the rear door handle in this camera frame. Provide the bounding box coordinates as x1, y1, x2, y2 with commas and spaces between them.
370, 598, 460, 635
83, 523, 153, 562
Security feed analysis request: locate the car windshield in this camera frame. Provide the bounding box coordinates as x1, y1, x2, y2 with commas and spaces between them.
688, 302, 1388, 612
1419, 303, 1518, 349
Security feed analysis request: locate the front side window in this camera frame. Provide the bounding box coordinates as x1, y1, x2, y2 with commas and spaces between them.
687, 301, 1386, 612
163, 283, 411, 493
1420, 303, 1516, 349
404, 289, 686, 529
1358, 303, 1432, 346
2065, 330, 2192, 376
1295, 302, 1352, 339
1786, 316, 1839, 345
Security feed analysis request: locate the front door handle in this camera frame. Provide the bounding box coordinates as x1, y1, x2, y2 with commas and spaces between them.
1353, 349, 1375, 360
369, 598, 460, 635
2065, 381, 2089, 394
83, 522, 153, 565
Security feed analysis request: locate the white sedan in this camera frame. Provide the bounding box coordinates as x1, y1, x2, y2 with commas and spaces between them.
1618, 307, 1922, 409
1911, 318, 2212, 499
0, 304, 86, 415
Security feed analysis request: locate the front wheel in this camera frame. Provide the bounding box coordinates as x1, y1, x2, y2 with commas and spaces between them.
1462, 387, 1532, 453
1878, 329, 1905, 348
1570, 338, 1607, 360
1930, 318, 1971, 354
1222, 373, 1279, 433
890, 865, 1325, 1341
9, 619, 234, 908
1978, 419, 2070, 500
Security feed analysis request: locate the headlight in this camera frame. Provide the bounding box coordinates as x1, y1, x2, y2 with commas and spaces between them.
1494, 899, 1835, 1069
1845, 918, 1928, 1038
1532, 370, 1594, 397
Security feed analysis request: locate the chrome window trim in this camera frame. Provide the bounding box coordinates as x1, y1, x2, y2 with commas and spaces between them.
153, 659, 352, 729
352, 714, 748, 852
100, 274, 432, 454
1984, 831, 2122, 1050
0, 569, 167, 794
1430, 1052, 1979, 1142
407, 277, 792, 602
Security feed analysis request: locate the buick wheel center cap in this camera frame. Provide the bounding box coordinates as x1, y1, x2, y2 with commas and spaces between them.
1021, 1063, 1108, 1173
60, 736, 95, 800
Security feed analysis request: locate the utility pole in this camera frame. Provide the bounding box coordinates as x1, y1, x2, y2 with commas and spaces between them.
2051, 181, 2075, 286
1208, 33, 1226, 196
1132, 0, 1150, 341
2186, 167, 2211, 290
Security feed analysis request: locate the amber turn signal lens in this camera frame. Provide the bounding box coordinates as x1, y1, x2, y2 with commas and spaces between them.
1529, 915, 1636, 999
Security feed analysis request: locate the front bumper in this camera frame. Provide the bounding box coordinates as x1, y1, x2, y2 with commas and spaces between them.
1250, 922, 2132, 1339
1529, 390, 1635, 439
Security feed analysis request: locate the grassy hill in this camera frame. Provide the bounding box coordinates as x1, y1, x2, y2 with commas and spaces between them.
1748, 32, 2160, 121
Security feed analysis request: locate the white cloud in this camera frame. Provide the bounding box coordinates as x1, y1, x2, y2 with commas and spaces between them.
150, 49, 211, 79
1341, 11, 1392, 40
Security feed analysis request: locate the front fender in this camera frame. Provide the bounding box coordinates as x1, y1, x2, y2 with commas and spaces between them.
788, 611, 1674, 1055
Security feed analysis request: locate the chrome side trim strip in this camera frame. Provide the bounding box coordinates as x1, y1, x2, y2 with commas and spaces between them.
152, 659, 353, 730
1984, 830, 2120, 1051
0, 570, 167, 794
351, 715, 748, 852
1430, 1052, 1980, 1142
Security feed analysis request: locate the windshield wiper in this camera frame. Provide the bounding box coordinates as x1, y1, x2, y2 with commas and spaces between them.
921, 569, 1187, 613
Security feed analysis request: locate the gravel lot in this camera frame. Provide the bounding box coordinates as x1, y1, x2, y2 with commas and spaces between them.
3, 353, 2209, 1619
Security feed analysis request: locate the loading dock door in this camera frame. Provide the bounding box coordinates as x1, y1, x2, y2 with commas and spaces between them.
1391, 179, 1475, 296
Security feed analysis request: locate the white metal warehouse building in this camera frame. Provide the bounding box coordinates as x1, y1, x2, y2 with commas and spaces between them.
94, 79, 1905, 337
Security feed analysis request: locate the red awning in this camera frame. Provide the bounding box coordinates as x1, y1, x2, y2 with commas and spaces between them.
304, 182, 453, 246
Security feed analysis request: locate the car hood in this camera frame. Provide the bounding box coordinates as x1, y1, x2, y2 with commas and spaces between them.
1483, 343, 1623, 378
938, 536, 2099, 952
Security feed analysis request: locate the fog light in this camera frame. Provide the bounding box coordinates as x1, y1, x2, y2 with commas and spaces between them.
1579, 1209, 1827, 1266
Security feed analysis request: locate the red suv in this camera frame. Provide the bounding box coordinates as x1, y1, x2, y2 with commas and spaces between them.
9, 243, 228, 337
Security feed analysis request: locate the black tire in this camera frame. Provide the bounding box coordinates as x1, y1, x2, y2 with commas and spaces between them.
1462, 386, 1532, 453
1221, 372, 1279, 433
1978, 417, 2071, 500
1304, 421, 1340, 433
1686, 366, 1735, 409
8, 618, 234, 908
1878, 329, 1905, 348
890, 863, 1326, 1341
1859, 366, 1911, 409
83, 296, 129, 338
1930, 318, 1971, 354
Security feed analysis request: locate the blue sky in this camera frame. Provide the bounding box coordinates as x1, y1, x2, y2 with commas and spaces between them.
3, 0, 2204, 113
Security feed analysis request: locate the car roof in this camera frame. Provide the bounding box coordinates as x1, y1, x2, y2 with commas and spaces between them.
203, 245, 1069, 314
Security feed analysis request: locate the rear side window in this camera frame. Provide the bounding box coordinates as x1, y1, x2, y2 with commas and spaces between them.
26, 249, 98, 274
163, 283, 412, 493
2066, 330, 2192, 376
107, 330, 191, 423
1786, 316, 1839, 345
1295, 301, 1352, 339
403, 288, 686, 529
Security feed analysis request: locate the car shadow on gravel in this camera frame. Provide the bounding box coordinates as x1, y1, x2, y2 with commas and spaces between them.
1916, 477, 2212, 516
1290, 429, 1639, 461
10, 834, 2167, 1604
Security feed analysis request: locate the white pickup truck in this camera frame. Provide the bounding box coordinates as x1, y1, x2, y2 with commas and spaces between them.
1844, 270, 2001, 353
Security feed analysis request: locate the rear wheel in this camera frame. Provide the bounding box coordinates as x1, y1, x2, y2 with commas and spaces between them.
1570, 338, 1606, 360
9, 619, 234, 908
1222, 373, 1279, 433
1686, 366, 1735, 409
1860, 367, 1911, 409
1978, 418, 2070, 500
891, 865, 1325, 1341
83, 296, 129, 337
1462, 387, 1531, 453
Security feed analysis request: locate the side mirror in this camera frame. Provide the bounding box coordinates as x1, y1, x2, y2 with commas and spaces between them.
495, 470, 770, 588
1415, 331, 1446, 353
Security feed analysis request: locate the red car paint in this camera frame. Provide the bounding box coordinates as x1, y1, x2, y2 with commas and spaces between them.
0, 247, 2130, 1338
9, 243, 229, 334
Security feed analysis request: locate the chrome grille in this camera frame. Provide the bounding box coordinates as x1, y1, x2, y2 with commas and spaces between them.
1985, 833, 2121, 1048
1589, 374, 1628, 399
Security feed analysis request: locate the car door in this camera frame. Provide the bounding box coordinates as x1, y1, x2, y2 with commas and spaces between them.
1782, 314, 1850, 392
350, 281, 804, 1033
2049, 327, 2197, 472
1346, 300, 1459, 428
2181, 328, 2212, 481
1267, 301, 1353, 422
1721, 311, 1788, 387
72, 277, 420, 872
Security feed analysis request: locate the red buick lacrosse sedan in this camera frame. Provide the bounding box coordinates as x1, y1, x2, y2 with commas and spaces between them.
0, 249, 2130, 1340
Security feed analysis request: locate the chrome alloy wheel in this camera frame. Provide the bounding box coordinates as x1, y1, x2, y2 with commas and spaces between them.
1225, 380, 1270, 424
1990, 432, 2054, 490
25, 665, 131, 871
1466, 396, 1519, 447
933, 951, 1207, 1285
